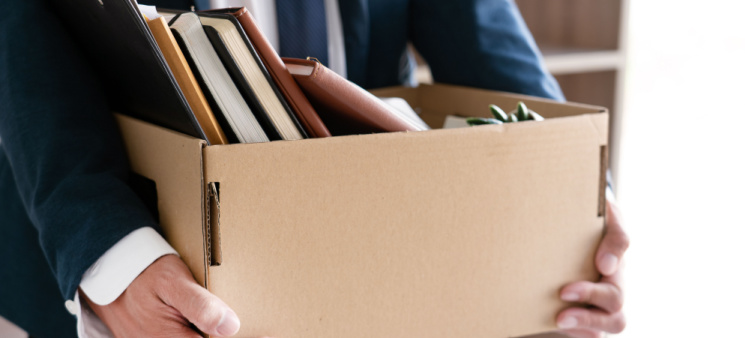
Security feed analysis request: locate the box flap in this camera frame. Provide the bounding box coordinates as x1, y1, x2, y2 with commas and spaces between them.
372, 84, 607, 130
202, 115, 605, 337
116, 114, 209, 287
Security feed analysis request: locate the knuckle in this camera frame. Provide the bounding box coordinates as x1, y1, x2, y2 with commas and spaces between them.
609, 232, 630, 253
607, 285, 625, 313
607, 299, 623, 314
575, 310, 593, 328
588, 331, 603, 338
582, 284, 596, 304
579, 311, 606, 332
191, 294, 221, 327
617, 232, 631, 250
611, 312, 627, 333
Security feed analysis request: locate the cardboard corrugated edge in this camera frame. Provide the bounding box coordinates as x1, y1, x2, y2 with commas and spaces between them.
115, 113, 210, 287
585, 113, 610, 217
200, 87, 607, 337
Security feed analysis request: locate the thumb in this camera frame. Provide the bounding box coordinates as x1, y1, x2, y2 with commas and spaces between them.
596, 201, 630, 276
164, 278, 241, 336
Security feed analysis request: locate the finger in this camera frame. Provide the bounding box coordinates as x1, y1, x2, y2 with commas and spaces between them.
557, 307, 626, 334
157, 259, 241, 337
559, 328, 603, 338
168, 280, 241, 337
602, 257, 625, 289
160, 326, 204, 338
560, 280, 623, 313
596, 201, 630, 276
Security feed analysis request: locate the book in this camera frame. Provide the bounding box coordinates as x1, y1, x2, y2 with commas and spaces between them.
146, 16, 229, 145
202, 7, 332, 138
48, 0, 208, 142
284, 58, 430, 135
199, 13, 306, 141
168, 12, 269, 144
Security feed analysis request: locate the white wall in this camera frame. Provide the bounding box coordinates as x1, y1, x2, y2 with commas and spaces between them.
614, 0, 745, 336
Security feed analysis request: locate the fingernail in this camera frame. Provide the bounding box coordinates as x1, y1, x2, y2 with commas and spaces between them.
561, 292, 580, 302
557, 316, 578, 329
599, 253, 618, 275
217, 309, 241, 336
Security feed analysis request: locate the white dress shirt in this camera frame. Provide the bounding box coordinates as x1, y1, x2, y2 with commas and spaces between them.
70, 2, 347, 336
69, 227, 177, 337
199, 0, 346, 76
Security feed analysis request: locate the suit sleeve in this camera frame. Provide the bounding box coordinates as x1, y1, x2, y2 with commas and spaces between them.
408, 0, 565, 101
0, 0, 160, 300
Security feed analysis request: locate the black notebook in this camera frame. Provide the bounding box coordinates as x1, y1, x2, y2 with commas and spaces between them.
167, 12, 269, 144
198, 12, 307, 141
48, 0, 208, 142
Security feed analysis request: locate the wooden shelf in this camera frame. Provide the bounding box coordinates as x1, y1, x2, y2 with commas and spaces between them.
516, 0, 628, 181
412, 0, 628, 185
541, 47, 623, 75
516, 0, 623, 51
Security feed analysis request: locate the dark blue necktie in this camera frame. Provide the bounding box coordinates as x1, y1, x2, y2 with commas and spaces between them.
276, 0, 329, 65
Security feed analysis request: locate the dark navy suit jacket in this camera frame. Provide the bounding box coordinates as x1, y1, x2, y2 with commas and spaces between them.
0, 0, 562, 336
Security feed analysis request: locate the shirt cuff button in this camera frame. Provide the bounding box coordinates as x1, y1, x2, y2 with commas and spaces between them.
64, 300, 77, 315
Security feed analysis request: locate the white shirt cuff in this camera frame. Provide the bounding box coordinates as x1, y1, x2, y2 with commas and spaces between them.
73, 291, 113, 338
78, 226, 178, 305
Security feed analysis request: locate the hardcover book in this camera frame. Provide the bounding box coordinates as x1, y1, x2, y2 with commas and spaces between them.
168, 12, 269, 144
146, 16, 229, 145
203, 7, 332, 138
199, 13, 306, 141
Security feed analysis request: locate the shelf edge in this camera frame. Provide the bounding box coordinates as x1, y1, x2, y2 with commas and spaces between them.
543, 50, 623, 75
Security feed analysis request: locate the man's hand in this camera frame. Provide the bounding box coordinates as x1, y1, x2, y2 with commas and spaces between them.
81, 254, 241, 337
557, 201, 629, 338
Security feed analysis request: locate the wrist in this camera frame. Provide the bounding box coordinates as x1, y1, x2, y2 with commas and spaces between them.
79, 227, 177, 305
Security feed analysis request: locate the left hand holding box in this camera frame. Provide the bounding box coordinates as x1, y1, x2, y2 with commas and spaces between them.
557, 201, 629, 337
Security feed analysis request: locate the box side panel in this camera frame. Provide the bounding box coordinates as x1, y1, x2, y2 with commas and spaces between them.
115, 114, 209, 286
203, 116, 606, 337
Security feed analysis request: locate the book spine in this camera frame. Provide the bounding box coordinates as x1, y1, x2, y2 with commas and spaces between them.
171, 26, 241, 144
232, 24, 309, 139
203, 25, 283, 141
230, 9, 332, 138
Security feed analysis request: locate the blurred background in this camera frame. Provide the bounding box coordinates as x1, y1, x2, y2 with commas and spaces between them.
420, 0, 745, 336
519, 0, 745, 335
612, 0, 745, 336
3, 0, 744, 336
515, 0, 745, 336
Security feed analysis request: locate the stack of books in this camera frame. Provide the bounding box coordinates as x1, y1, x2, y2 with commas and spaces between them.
52, 1, 427, 146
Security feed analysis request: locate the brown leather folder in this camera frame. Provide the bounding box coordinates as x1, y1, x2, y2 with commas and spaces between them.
210, 7, 331, 138
283, 58, 428, 135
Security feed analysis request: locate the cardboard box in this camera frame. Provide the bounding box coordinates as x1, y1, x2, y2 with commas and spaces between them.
116, 83, 608, 337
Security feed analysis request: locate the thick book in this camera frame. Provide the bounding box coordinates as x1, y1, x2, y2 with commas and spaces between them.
146, 16, 229, 145
203, 7, 332, 138
199, 13, 306, 141
168, 12, 269, 144
47, 0, 209, 142
284, 58, 430, 135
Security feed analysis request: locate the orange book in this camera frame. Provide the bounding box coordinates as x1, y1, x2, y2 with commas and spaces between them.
147, 16, 229, 145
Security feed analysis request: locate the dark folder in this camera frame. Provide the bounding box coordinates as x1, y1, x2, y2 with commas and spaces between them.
48, 0, 208, 142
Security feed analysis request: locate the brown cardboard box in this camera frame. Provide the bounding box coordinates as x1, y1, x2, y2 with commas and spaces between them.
116, 83, 608, 338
